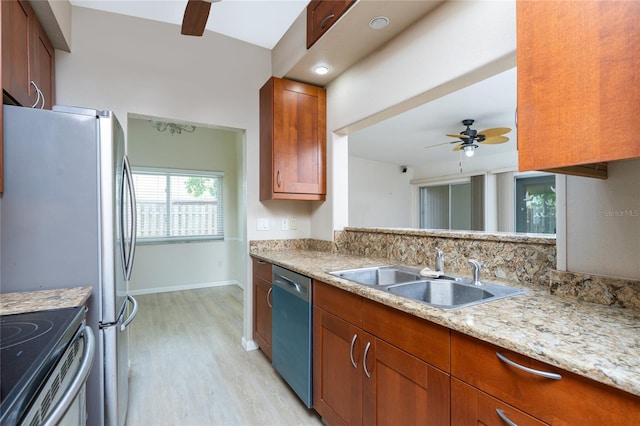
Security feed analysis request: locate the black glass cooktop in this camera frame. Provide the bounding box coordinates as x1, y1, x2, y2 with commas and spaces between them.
0, 306, 84, 425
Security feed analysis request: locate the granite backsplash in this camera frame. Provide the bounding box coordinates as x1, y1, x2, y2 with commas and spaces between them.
250, 227, 640, 310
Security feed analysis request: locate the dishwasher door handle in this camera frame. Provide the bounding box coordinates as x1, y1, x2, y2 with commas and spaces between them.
273, 273, 303, 294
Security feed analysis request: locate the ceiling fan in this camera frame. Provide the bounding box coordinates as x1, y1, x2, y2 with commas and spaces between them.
426, 119, 511, 158
181, 0, 221, 36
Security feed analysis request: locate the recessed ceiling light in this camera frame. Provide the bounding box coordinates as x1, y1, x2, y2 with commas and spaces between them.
369, 16, 389, 30
314, 65, 330, 75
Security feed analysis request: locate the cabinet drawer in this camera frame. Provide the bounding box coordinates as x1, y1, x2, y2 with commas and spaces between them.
451, 331, 640, 425
306, 0, 355, 48
313, 280, 362, 327
363, 299, 450, 372
452, 378, 548, 426
252, 257, 272, 282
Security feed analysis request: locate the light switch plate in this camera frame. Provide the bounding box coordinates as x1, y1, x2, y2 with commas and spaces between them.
257, 218, 269, 231
290, 219, 297, 230
281, 218, 290, 231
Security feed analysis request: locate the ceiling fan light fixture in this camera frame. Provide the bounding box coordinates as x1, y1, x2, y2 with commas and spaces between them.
463, 144, 477, 157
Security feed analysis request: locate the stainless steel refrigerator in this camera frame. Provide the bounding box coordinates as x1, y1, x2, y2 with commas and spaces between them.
1, 104, 138, 426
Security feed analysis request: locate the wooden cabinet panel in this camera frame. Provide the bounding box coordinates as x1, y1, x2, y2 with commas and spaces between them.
30, 16, 55, 109
517, 0, 640, 176
306, 0, 356, 49
313, 306, 363, 426
451, 378, 548, 426
451, 331, 640, 425
251, 257, 272, 359
362, 298, 450, 372
363, 338, 450, 426
259, 77, 326, 201
313, 280, 362, 327
2, 0, 33, 107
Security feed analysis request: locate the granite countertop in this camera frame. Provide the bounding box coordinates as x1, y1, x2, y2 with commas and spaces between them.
251, 249, 640, 398
0, 286, 93, 315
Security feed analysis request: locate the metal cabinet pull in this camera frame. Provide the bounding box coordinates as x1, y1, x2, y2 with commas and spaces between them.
363, 341, 372, 378
257, 260, 266, 265
496, 352, 562, 380
496, 408, 518, 426
267, 287, 273, 308
349, 334, 358, 369
320, 13, 335, 29
276, 170, 282, 188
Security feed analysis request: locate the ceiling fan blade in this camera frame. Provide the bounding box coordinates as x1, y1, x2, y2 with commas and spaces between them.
425, 141, 453, 149
446, 133, 470, 139
452, 143, 464, 151
181, 0, 212, 36
480, 136, 509, 145
478, 127, 511, 138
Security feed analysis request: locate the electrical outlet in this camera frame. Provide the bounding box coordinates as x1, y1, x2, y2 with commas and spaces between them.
290, 219, 297, 230
281, 218, 290, 231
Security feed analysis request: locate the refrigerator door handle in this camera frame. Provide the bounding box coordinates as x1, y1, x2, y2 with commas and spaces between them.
120, 155, 137, 281
121, 295, 139, 331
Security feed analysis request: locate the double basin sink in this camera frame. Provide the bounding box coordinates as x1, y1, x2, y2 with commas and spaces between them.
328, 265, 525, 310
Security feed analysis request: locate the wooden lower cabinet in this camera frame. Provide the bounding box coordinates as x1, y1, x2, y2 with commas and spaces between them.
451, 331, 640, 425
313, 281, 450, 425
452, 378, 547, 426
252, 257, 272, 359
363, 337, 450, 426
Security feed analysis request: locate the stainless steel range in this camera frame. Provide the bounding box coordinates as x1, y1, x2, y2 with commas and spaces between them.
0, 307, 95, 426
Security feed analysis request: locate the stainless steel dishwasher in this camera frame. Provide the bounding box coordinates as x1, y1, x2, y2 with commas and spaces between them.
271, 265, 313, 408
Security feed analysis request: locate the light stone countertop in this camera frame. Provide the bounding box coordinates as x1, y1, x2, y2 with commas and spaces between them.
0, 286, 93, 315
251, 249, 640, 398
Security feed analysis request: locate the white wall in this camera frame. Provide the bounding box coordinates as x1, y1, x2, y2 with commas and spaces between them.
563, 159, 640, 280
126, 118, 242, 294
348, 156, 413, 228
318, 0, 517, 240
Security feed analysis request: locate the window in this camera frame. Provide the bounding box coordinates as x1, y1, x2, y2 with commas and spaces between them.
419, 182, 472, 230
515, 175, 555, 234
132, 168, 224, 243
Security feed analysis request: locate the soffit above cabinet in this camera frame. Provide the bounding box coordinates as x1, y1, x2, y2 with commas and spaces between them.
274, 0, 445, 87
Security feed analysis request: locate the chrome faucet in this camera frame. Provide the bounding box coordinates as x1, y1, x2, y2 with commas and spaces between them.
468, 260, 481, 285
435, 248, 444, 273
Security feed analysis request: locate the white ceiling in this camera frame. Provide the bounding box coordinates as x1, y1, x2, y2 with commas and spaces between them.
348, 67, 517, 168
69, 0, 309, 49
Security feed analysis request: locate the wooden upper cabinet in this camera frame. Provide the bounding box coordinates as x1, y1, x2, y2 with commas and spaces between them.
307, 0, 356, 49
2, 0, 32, 107
516, 0, 640, 178
1, 0, 55, 109
260, 77, 326, 201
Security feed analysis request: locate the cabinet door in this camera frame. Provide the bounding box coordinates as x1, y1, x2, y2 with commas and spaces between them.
253, 275, 272, 359
517, 0, 640, 173
451, 378, 548, 426
306, 0, 356, 48
252, 258, 272, 359
363, 338, 450, 426
313, 306, 362, 426
2, 0, 34, 107
30, 16, 55, 109
273, 78, 326, 196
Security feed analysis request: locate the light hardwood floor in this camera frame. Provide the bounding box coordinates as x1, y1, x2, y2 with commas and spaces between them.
126, 285, 323, 426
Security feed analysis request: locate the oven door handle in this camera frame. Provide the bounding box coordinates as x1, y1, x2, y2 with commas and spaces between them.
42, 325, 96, 426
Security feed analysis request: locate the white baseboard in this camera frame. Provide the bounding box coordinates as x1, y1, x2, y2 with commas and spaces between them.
242, 336, 259, 352
129, 280, 242, 296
